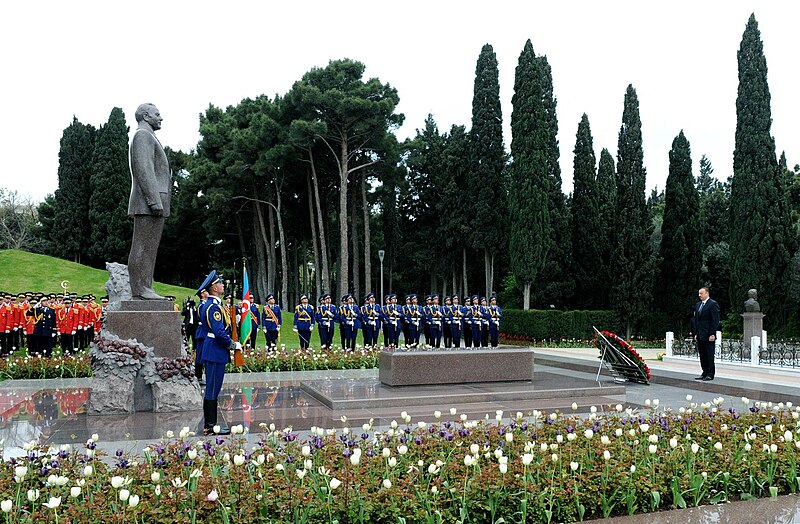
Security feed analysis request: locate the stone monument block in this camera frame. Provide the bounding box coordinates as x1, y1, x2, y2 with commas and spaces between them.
742, 312, 765, 350
88, 375, 135, 414
379, 347, 534, 386
105, 305, 183, 358
152, 381, 203, 412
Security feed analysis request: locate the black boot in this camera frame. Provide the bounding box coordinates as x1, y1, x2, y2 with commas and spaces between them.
204, 400, 230, 436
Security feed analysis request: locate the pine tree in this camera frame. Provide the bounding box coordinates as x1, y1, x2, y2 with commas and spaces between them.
658, 131, 702, 333
729, 14, 796, 322
571, 114, 602, 309
534, 54, 574, 307
596, 148, 617, 309
88, 107, 132, 265
54, 117, 95, 263
509, 39, 551, 309
612, 85, 653, 337
470, 43, 507, 296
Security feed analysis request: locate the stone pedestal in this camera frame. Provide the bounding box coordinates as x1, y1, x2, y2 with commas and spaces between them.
742, 312, 765, 350
105, 300, 182, 358
379, 348, 534, 386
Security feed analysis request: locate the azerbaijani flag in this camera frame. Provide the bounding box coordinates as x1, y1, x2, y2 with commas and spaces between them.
239, 261, 253, 347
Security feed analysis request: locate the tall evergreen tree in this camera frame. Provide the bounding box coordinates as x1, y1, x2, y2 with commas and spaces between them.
729, 14, 796, 322
571, 114, 602, 309
469, 44, 507, 296
658, 131, 702, 332
88, 107, 132, 265
596, 148, 617, 309
612, 85, 653, 337
533, 54, 573, 307
509, 39, 551, 309
54, 117, 95, 263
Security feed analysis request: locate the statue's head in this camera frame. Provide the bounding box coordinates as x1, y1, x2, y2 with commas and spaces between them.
747, 289, 758, 300
135, 103, 162, 131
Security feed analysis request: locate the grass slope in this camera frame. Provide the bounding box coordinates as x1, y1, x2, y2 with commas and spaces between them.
0, 249, 195, 299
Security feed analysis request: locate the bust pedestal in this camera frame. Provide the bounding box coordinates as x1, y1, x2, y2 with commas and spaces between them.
741, 312, 765, 350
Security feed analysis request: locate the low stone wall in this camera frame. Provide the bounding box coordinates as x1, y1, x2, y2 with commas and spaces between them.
379, 347, 534, 386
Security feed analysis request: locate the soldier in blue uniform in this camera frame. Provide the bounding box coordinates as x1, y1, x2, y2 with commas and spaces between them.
400, 295, 411, 344
449, 294, 463, 348
405, 294, 423, 347
422, 295, 433, 346
427, 294, 443, 348
248, 300, 260, 349
480, 297, 490, 347
442, 296, 453, 348
469, 295, 482, 348
339, 294, 360, 350
380, 295, 392, 347
316, 293, 336, 350
197, 270, 240, 435
293, 294, 314, 349
260, 293, 281, 349
361, 293, 381, 348
488, 295, 502, 347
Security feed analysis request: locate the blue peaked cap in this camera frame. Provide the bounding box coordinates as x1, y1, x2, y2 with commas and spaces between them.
196, 270, 222, 297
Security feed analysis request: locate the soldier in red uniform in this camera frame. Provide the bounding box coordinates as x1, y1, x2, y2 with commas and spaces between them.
57, 297, 79, 355
0, 293, 10, 356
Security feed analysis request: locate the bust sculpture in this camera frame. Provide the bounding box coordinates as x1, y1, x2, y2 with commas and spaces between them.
127, 103, 171, 300
743, 288, 760, 312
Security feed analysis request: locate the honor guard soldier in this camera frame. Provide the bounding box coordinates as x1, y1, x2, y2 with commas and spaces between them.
449, 294, 463, 348
442, 296, 453, 348
0, 294, 10, 355
24, 296, 37, 354
427, 294, 443, 348
400, 295, 412, 344
197, 270, 239, 435
248, 300, 260, 349
293, 294, 315, 349
260, 293, 282, 349
480, 297, 490, 347
57, 296, 80, 355
489, 296, 502, 347
338, 294, 360, 350
405, 294, 423, 347
35, 296, 58, 358
422, 295, 433, 346
361, 293, 381, 348
316, 294, 336, 350
380, 294, 393, 347
468, 295, 482, 348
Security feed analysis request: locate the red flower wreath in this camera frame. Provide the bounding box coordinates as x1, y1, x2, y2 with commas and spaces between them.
593, 330, 651, 380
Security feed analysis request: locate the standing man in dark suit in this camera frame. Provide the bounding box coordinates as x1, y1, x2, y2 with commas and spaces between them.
127, 103, 171, 300
691, 287, 720, 381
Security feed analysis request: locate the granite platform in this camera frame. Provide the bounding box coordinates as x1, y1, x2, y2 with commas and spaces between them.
379, 347, 534, 385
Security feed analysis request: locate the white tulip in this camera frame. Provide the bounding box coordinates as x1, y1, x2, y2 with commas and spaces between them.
83, 465, 93, 477
179, 427, 190, 438
70, 486, 81, 498
233, 455, 245, 466
649, 434, 659, 444
505, 432, 514, 443
570, 461, 579, 471
187, 449, 197, 460
43, 497, 61, 509
27, 489, 39, 502
383, 478, 392, 489
522, 454, 533, 465
603, 450, 611, 461
119, 489, 130, 502
398, 445, 408, 455
648, 444, 657, 454
601, 435, 610, 445
584, 429, 594, 439
128, 494, 140, 508
388, 457, 397, 468
330, 478, 342, 490
1, 500, 12, 513
207, 489, 219, 501
499, 463, 508, 474
571, 402, 578, 410
111, 476, 125, 489
691, 443, 700, 454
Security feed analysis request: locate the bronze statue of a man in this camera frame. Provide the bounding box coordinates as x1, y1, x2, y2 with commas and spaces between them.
127, 103, 170, 300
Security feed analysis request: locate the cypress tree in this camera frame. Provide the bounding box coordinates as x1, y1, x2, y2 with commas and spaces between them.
596, 148, 617, 309
729, 14, 796, 321
612, 85, 653, 337
88, 107, 132, 264
658, 131, 702, 333
54, 117, 95, 263
534, 54, 574, 307
571, 114, 602, 309
470, 43, 507, 296
509, 39, 551, 309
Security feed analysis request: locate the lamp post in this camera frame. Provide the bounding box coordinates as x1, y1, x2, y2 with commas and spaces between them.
378, 250, 385, 302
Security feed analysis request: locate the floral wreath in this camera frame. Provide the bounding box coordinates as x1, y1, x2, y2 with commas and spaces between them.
593, 330, 651, 381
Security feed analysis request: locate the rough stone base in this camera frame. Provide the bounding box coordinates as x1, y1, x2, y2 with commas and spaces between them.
88, 375, 134, 414
379, 347, 535, 386
152, 381, 203, 412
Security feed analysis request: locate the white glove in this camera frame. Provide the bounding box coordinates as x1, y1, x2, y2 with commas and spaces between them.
263, 328, 267, 334
52, 333, 57, 338
310, 325, 314, 331
71, 331, 76, 335
293, 327, 298, 332
231, 341, 242, 351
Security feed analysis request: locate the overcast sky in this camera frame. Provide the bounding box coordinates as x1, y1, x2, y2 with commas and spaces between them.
2, 1, 798, 203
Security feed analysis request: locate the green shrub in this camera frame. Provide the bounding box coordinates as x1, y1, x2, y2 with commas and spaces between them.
501, 309, 620, 340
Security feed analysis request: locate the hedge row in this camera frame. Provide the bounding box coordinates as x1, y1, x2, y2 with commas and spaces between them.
501, 309, 619, 340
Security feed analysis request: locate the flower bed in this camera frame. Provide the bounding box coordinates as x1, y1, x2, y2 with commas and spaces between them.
0, 397, 798, 522
0, 345, 381, 381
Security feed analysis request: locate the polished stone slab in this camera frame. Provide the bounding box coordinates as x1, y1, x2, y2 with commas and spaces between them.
104, 310, 182, 358
302, 370, 624, 410
120, 300, 174, 312
379, 347, 534, 386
